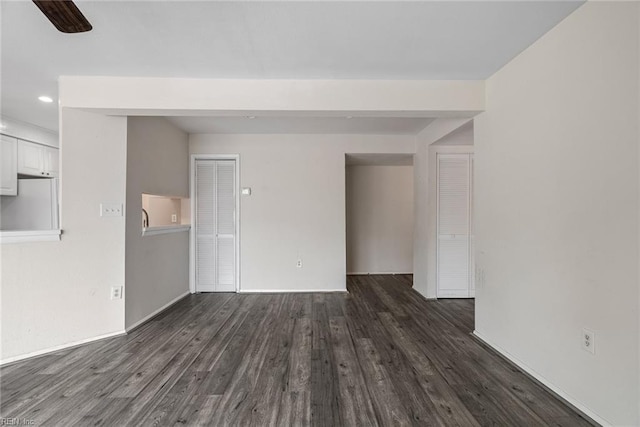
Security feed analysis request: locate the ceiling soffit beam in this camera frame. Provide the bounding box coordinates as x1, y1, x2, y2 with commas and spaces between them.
59, 77, 485, 118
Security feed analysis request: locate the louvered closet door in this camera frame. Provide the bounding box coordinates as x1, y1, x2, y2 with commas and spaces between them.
437, 154, 472, 298
469, 154, 475, 297
195, 159, 236, 292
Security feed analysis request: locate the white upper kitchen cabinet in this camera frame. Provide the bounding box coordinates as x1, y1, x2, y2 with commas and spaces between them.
1, 135, 18, 195
17, 140, 58, 178
44, 146, 59, 177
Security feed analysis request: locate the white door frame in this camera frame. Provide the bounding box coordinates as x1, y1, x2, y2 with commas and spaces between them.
190, 154, 241, 293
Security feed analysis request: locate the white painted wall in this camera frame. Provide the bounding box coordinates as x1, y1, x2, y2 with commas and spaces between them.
125, 117, 190, 330
346, 165, 414, 274
412, 136, 429, 297
474, 3, 639, 425
1, 109, 127, 362
432, 122, 473, 146
190, 134, 415, 292
413, 118, 473, 298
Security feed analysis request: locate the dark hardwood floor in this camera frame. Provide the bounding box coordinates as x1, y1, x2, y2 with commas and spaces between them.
1, 275, 592, 426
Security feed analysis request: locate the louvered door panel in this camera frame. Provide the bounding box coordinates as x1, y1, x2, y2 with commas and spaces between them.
437, 154, 472, 298
216, 238, 235, 290
469, 154, 475, 296
215, 161, 236, 291
195, 161, 216, 292
438, 157, 469, 235
216, 161, 235, 235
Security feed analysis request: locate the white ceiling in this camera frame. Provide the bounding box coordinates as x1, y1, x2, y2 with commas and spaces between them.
167, 116, 434, 135
1, 0, 583, 131
346, 153, 414, 166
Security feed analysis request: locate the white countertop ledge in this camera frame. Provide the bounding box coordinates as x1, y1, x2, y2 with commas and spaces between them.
142, 224, 191, 237
1, 229, 62, 244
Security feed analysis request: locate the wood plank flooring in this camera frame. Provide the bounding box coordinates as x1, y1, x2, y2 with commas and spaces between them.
1, 275, 593, 426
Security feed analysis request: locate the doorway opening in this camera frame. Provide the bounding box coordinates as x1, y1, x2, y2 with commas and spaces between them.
345, 153, 415, 290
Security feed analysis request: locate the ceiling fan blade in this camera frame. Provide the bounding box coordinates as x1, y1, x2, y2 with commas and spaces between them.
32, 0, 92, 33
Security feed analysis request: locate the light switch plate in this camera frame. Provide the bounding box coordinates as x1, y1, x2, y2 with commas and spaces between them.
100, 203, 123, 217
242, 187, 251, 196
111, 286, 123, 300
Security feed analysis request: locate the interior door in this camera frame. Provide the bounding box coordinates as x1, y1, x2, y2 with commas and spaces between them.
195, 159, 237, 292
469, 154, 475, 297
437, 153, 472, 298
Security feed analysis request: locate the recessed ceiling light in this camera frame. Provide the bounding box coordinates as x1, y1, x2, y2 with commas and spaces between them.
0, 123, 6, 129
38, 96, 53, 103
247, 116, 256, 119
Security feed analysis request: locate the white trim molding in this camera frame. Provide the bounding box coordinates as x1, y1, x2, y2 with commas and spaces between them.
0, 229, 62, 244
0, 330, 125, 366
126, 291, 190, 332
142, 224, 190, 237
347, 272, 413, 275
472, 330, 608, 427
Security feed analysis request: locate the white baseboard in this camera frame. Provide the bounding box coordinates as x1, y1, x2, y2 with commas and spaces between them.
238, 288, 347, 293
347, 272, 413, 275
472, 331, 609, 427
0, 330, 126, 366
126, 290, 191, 332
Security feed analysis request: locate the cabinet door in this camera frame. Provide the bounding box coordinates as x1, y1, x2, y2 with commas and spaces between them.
44, 146, 59, 177
17, 140, 44, 176
0, 135, 18, 195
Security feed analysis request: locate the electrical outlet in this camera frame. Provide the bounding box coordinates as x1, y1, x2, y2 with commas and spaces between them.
100, 203, 123, 217
582, 328, 595, 354
111, 286, 123, 300
171, 214, 177, 223
296, 259, 303, 268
